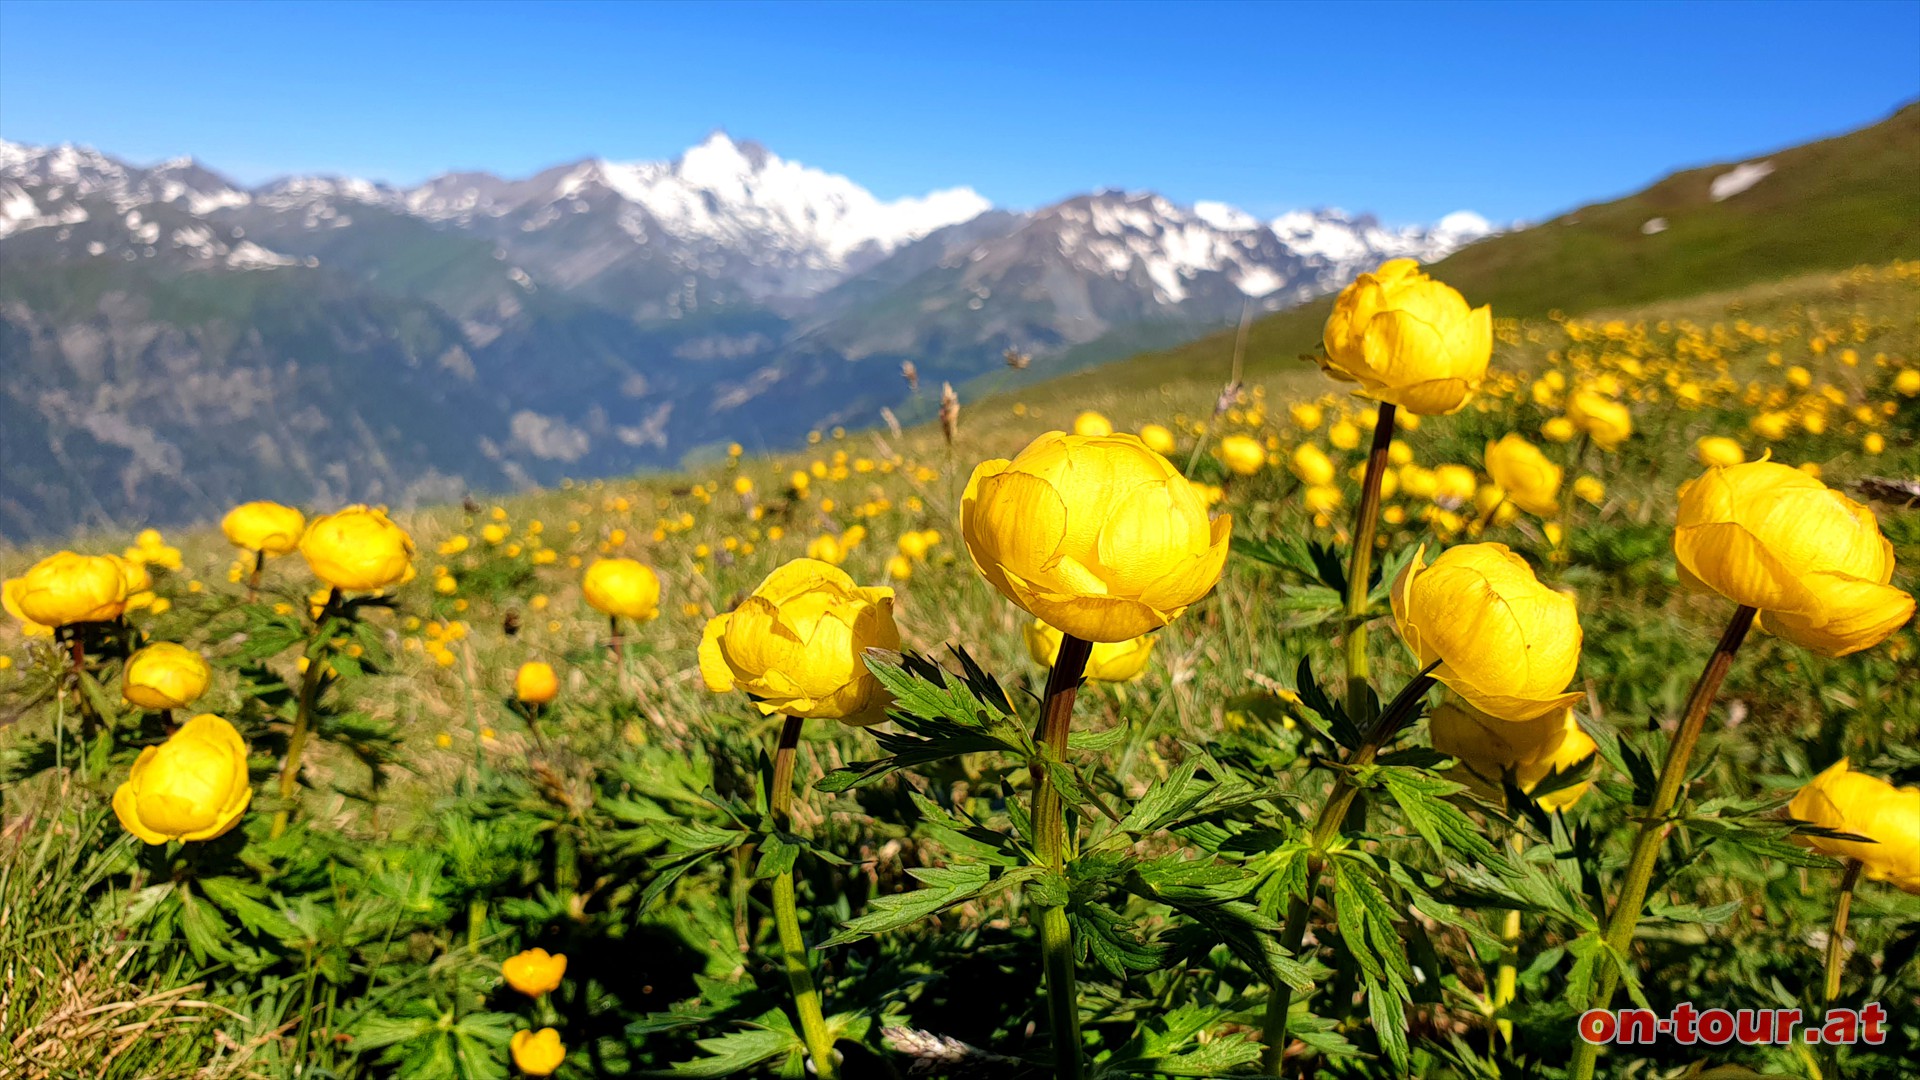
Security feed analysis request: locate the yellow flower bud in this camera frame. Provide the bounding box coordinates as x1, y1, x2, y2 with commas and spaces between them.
1483, 434, 1562, 516
582, 558, 661, 621
961, 432, 1231, 642
509, 1027, 567, 1076
1217, 434, 1266, 476
1072, 411, 1114, 437
112, 714, 251, 844
1024, 619, 1155, 683
1566, 389, 1633, 449
1694, 436, 1745, 468
1391, 544, 1583, 720
699, 559, 899, 725
1289, 443, 1335, 487
1137, 423, 1178, 455
300, 507, 414, 592
222, 501, 306, 556
123, 642, 211, 710
1429, 700, 1596, 811
1673, 460, 1912, 656
12, 552, 129, 627
501, 947, 567, 997
514, 661, 559, 705
1788, 760, 1920, 893
3, 576, 56, 637
1321, 260, 1492, 415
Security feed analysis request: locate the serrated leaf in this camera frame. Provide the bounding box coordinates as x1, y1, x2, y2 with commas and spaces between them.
818, 864, 1043, 948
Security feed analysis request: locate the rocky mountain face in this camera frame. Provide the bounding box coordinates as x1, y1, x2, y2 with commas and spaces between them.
0, 134, 1493, 539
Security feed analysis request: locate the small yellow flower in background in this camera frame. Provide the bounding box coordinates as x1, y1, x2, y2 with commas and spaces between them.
112, 714, 251, 844
582, 558, 662, 621
1290, 402, 1323, 430
1694, 436, 1745, 468
1483, 434, 1562, 516
2, 577, 55, 637
301, 507, 414, 592
1786, 365, 1813, 389
434, 731, 452, 748
1398, 465, 1437, 500
1749, 411, 1792, 441
510, 1027, 567, 1076
1673, 459, 1913, 656
123, 642, 211, 710
502, 947, 567, 996
1137, 423, 1177, 455
1328, 420, 1360, 450
1429, 701, 1596, 811
1073, 410, 1115, 437
1024, 619, 1155, 683
1539, 416, 1577, 443
1863, 432, 1885, 455
124, 528, 183, 571
1572, 476, 1606, 506
1893, 369, 1920, 396
806, 533, 848, 566
1320, 259, 1492, 415
1217, 434, 1266, 476
438, 535, 471, 556
12, 552, 129, 627
1303, 485, 1344, 515
1788, 760, 1920, 892
222, 501, 306, 556
514, 662, 559, 705
1289, 443, 1335, 487
698, 558, 899, 725
435, 575, 458, 595
1432, 465, 1478, 507
886, 554, 913, 581
897, 531, 932, 561
482, 523, 509, 545
961, 431, 1230, 642
1391, 543, 1583, 721
1566, 389, 1633, 449
733, 475, 755, 496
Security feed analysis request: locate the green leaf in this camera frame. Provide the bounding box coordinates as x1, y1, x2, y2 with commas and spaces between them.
819, 864, 1043, 948
656, 1010, 802, 1078
197, 875, 297, 942
1377, 766, 1501, 867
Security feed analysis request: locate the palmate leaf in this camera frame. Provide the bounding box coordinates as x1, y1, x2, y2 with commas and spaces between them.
907, 790, 1023, 866
818, 864, 1044, 948
657, 1010, 803, 1079
1072, 898, 1165, 976
821, 653, 1028, 791
1375, 766, 1502, 867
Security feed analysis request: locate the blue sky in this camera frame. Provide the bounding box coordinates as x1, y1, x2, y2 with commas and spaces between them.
2, 0, 1915, 224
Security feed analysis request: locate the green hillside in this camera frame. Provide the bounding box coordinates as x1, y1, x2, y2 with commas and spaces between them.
1051, 101, 1920, 403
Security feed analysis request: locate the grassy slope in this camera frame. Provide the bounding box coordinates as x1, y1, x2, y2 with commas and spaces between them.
1014, 102, 1920, 412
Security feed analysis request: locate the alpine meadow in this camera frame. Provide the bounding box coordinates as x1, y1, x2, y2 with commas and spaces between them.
6, 73, 1920, 1080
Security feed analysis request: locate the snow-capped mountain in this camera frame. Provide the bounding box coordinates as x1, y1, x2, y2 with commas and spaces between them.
0, 132, 1497, 539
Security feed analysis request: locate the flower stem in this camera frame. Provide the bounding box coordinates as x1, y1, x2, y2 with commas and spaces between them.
270, 588, 338, 839
247, 549, 265, 601
769, 714, 836, 1080
1824, 858, 1863, 1006
1034, 634, 1092, 1080
1569, 603, 1755, 1080
1343, 403, 1396, 727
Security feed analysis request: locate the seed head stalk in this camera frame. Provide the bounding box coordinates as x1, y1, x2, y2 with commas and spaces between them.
769, 714, 837, 1079
1034, 634, 1092, 1080
1569, 603, 1755, 1080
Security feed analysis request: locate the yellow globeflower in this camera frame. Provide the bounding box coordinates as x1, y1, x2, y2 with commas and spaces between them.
1304, 485, 1344, 515
1429, 701, 1596, 811
897, 531, 931, 561
1694, 436, 1745, 468
123, 642, 211, 710
1328, 420, 1361, 450
1290, 443, 1335, 487
1566, 389, 1632, 449
1320, 259, 1492, 415
1024, 619, 1155, 683
1432, 464, 1478, 507
698, 558, 899, 725
581, 558, 662, 621
1572, 476, 1606, 506
1893, 369, 1920, 397
2, 577, 55, 637
1218, 434, 1266, 476
112, 714, 251, 844
509, 1028, 567, 1076
1138, 423, 1178, 456
1673, 460, 1913, 656
1391, 544, 1583, 721
502, 947, 568, 997
300, 507, 414, 592
1072, 410, 1114, 437
1290, 402, 1324, 430
1540, 416, 1577, 443
886, 554, 913, 581
13, 552, 129, 627
222, 501, 306, 556
961, 432, 1231, 642
1483, 434, 1562, 516
1788, 760, 1920, 892
514, 662, 559, 705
